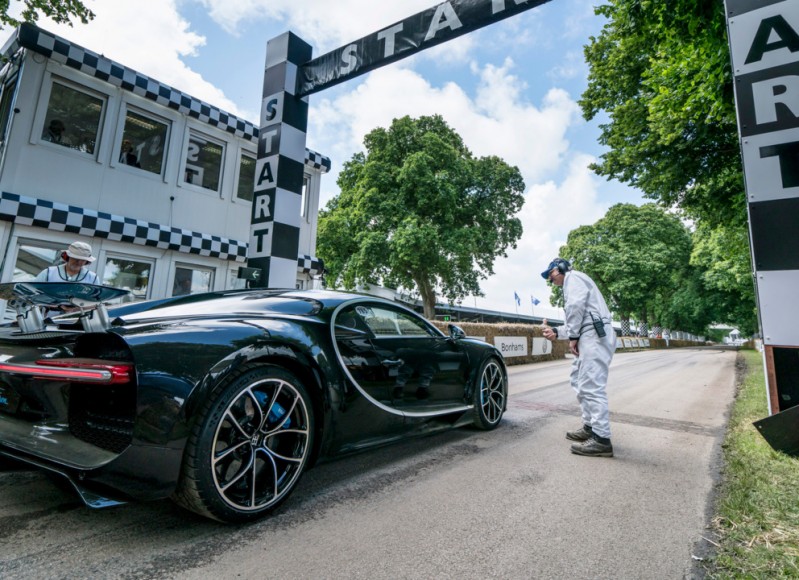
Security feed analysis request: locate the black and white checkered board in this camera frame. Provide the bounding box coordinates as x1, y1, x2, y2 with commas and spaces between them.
1, 191, 323, 273
0, 191, 248, 261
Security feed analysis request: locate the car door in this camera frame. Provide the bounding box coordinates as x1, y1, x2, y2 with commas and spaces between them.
334, 302, 469, 413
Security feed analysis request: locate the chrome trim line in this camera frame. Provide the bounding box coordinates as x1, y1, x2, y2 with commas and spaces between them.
329, 297, 473, 418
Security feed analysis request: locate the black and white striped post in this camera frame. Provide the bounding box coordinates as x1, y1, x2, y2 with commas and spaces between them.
726, 0, 799, 415
249, 32, 312, 288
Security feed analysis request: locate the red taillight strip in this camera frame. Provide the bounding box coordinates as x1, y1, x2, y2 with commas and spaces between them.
0, 360, 133, 384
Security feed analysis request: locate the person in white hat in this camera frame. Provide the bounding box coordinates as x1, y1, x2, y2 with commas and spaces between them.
35, 241, 99, 284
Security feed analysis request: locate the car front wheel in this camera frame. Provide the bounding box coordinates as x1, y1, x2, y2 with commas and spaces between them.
472, 358, 506, 430
173, 365, 314, 522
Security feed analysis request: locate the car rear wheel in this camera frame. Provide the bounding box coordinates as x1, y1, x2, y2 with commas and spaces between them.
173, 365, 314, 522
472, 358, 506, 430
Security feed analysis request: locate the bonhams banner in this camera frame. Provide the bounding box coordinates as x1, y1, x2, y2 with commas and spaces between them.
299, 0, 552, 96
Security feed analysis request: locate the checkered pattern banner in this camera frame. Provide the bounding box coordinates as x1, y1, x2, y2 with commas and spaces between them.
297, 254, 324, 276
0, 191, 248, 262
11, 23, 330, 174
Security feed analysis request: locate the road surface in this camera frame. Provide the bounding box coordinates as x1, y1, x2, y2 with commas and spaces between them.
0, 347, 738, 579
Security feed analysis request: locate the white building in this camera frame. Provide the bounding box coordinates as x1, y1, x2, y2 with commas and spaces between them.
0, 23, 329, 300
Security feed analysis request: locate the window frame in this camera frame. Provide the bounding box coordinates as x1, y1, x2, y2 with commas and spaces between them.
234, 148, 257, 204
99, 252, 155, 301
33, 75, 108, 159
180, 128, 226, 196
170, 262, 215, 297
110, 102, 172, 180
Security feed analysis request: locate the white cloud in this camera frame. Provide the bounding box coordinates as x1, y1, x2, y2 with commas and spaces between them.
310, 58, 580, 206
15, 0, 247, 118
196, 0, 433, 50
476, 152, 608, 313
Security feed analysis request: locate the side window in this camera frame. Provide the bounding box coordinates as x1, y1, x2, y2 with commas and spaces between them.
41, 80, 104, 154
118, 108, 169, 175
172, 265, 213, 296
300, 177, 309, 218
184, 131, 224, 192
0, 73, 18, 147
236, 153, 256, 202
228, 268, 247, 290
11, 242, 62, 281
357, 305, 435, 337
101, 256, 152, 300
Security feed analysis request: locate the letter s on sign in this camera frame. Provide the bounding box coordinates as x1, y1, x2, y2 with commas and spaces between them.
340, 44, 358, 74
265, 98, 279, 122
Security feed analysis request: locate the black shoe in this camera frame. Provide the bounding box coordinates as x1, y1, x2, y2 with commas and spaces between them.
570, 436, 613, 457
415, 386, 430, 400
566, 424, 593, 442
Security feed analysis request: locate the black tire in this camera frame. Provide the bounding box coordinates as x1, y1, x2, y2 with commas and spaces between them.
472, 358, 506, 430
173, 365, 314, 523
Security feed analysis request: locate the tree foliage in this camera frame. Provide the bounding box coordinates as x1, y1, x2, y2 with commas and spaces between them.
579, 0, 758, 335
1, 0, 93, 29
554, 203, 691, 328
580, 0, 743, 227
317, 115, 525, 318
690, 222, 758, 335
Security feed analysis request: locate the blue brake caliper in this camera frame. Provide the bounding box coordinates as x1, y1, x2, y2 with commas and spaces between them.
254, 391, 291, 429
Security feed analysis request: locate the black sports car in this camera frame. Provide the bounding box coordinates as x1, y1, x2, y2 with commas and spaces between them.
0, 283, 508, 522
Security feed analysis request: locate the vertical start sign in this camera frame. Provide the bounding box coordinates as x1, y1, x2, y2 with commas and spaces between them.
726, 0, 799, 413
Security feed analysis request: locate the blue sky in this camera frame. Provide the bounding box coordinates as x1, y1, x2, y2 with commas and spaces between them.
3, 0, 645, 315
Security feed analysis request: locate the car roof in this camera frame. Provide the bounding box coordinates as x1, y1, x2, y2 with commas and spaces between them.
109, 288, 403, 323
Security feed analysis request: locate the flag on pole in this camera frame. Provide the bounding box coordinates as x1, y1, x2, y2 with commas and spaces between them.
514, 291, 521, 306
531, 295, 541, 306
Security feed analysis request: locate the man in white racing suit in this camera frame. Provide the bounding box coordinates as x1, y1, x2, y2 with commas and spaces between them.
541, 258, 616, 457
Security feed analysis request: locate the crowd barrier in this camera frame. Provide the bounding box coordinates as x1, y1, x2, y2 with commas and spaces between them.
432, 321, 705, 366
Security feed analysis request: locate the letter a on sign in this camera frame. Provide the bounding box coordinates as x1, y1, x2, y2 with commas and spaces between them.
745, 15, 799, 64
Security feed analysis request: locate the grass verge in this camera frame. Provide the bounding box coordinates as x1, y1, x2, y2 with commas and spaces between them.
705, 350, 799, 578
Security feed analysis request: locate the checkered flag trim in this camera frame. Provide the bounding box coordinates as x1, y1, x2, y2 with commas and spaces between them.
13, 23, 331, 173
1, 191, 248, 262
297, 254, 324, 276
305, 148, 332, 173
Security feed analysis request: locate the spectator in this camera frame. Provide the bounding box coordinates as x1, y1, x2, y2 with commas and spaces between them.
35, 241, 99, 284
43, 119, 71, 146
119, 139, 141, 167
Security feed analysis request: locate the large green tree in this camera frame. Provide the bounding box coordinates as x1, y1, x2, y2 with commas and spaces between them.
317, 115, 525, 318
1, 0, 93, 28
579, 0, 757, 332
580, 0, 742, 227
554, 203, 692, 330
690, 222, 758, 335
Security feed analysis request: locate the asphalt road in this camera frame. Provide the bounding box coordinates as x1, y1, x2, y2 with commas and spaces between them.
0, 347, 738, 579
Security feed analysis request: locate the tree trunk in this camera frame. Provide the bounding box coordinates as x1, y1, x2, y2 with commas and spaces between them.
417, 279, 436, 320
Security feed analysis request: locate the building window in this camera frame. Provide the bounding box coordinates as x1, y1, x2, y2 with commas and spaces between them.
119, 109, 168, 174
172, 265, 213, 296
0, 73, 19, 147
228, 268, 247, 290
236, 153, 256, 202
41, 81, 104, 154
184, 132, 224, 191
300, 177, 310, 219
11, 243, 61, 281
102, 256, 151, 300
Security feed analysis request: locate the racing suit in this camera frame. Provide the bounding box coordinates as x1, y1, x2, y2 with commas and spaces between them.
552, 270, 616, 439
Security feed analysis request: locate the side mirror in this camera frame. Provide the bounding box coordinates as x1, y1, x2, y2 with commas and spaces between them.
448, 323, 466, 340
